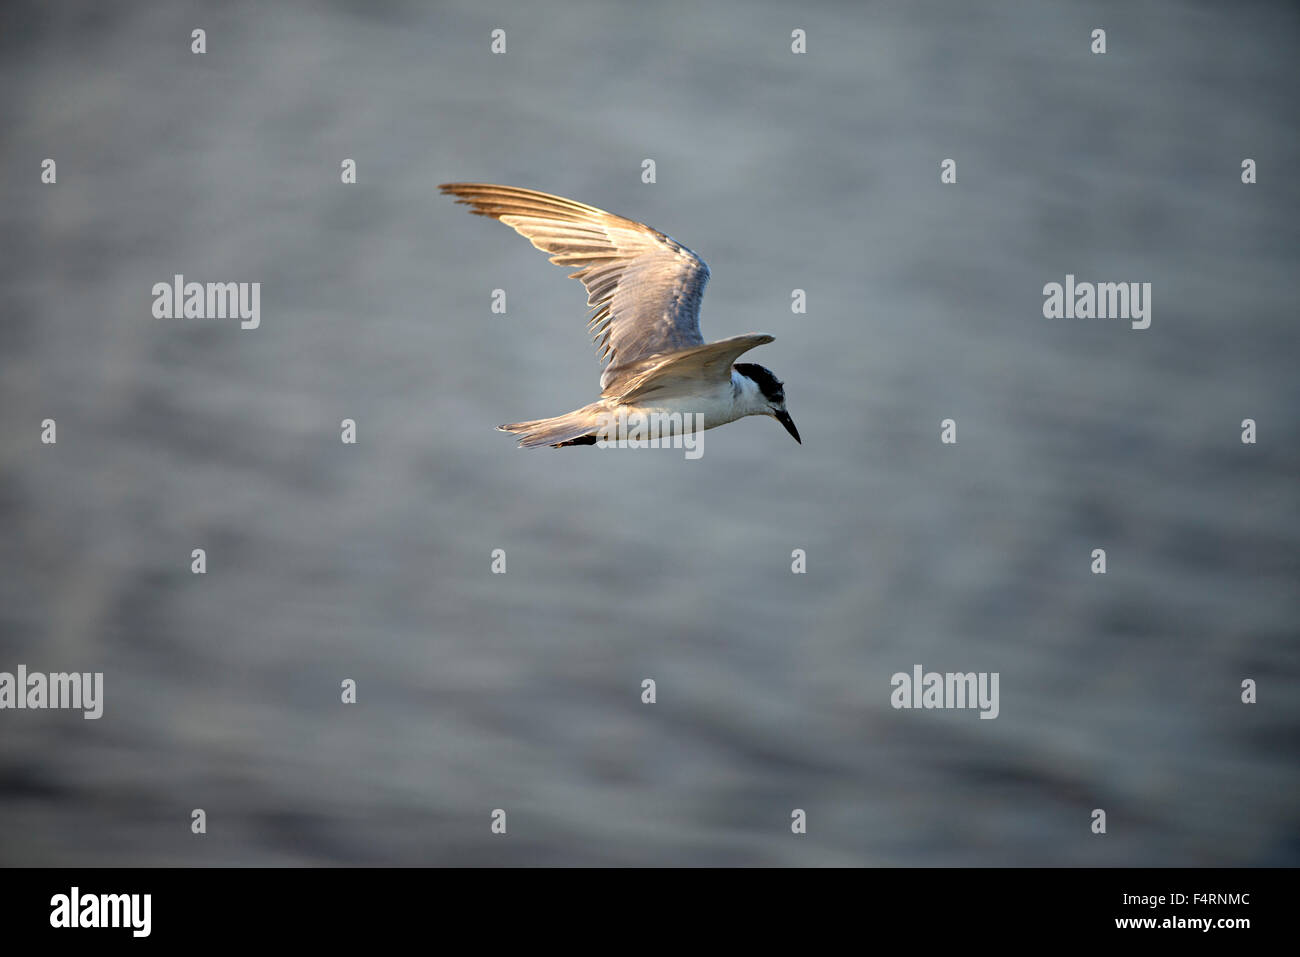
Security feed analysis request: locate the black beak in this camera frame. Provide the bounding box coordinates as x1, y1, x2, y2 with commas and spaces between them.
774, 409, 801, 444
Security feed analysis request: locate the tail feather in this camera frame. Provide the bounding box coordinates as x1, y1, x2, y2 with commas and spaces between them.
499, 404, 603, 448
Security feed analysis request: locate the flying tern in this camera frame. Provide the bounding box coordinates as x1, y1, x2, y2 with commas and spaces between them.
439, 183, 799, 449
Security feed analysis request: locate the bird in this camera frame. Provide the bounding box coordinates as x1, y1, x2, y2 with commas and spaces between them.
439, 183, 800, 449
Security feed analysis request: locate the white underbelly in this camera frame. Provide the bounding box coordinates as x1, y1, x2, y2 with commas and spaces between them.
617, 386, 741, 432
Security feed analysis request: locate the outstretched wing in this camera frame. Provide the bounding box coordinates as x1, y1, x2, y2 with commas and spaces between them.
439, 183, 710, 385
602, 334, 775, 403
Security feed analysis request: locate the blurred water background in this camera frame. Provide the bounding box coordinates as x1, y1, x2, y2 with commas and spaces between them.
1, 0, 1297, 865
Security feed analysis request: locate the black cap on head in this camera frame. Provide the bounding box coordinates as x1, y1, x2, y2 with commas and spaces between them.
734, 363, 785, 403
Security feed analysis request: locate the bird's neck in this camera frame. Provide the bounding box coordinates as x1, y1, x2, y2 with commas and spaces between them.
731, 370, 768, 416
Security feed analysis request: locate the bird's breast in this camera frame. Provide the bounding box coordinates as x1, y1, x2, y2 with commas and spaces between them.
615, 381, 743, 432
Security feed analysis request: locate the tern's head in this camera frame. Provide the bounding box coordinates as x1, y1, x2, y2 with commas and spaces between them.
734, 362, 800, 444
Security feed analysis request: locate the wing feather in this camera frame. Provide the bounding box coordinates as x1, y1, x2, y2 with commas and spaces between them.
602, 334, 775, 402
440, 183, 710, 382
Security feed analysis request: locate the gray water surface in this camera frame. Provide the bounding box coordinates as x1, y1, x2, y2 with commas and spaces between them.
1, 0, 1297, 865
